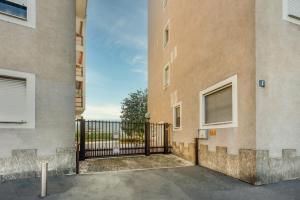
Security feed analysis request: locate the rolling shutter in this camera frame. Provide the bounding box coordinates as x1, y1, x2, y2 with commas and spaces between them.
0, 76, 26, 123
205, 85, 233, 124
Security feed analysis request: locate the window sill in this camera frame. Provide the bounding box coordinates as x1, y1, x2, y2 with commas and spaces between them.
173, 127, 182, 131
283, 16, 300, 26
200, 121, 238, 130
0, 121, 27, 124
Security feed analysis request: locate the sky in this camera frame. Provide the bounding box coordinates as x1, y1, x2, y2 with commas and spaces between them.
83, 0, 148, 120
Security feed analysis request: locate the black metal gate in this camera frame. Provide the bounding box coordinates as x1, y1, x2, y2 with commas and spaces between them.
76, 120, 171, 160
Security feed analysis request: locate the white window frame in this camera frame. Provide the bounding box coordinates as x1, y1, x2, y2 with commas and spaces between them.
163, 62, 170, 88
283, 0, 300, 26
199, 75, 238, 130
0, 69, 35, 128
173, 102, 182, 131
0, 0, 36, 28
163, 20, 170, 48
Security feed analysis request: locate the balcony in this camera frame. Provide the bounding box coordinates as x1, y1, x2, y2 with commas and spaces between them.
76, 65, 84, 81
76, 81, 84, 110
76, 87, 83, 111
76, 35, 83, 46
76, 51, 83, 66
76, 95, 83, 109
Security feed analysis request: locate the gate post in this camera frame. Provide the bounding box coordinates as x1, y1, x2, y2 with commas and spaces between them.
163, 123, 169, 154
145, 122, 150, 156
79, 119, 86, 161
195, 138, 199, 165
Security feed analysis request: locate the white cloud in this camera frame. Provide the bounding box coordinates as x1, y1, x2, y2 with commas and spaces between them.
92, 16, 147, 50
83, 105, 121, 120
120, 34, 147, 50
129, 55, 147, 78
130, 55, 146, 66
130, 68, 147, 77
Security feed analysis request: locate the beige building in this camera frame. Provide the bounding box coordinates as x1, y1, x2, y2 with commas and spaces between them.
0, 0, 86, 180
76, 0, 87, 118
148, 0, 300, 185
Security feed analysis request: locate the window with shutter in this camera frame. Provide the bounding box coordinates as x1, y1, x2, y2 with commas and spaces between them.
162, 0, 168, 9
163, 22, 170, 48
173, 102, 182, 130
0, 0, 36, 28
0, 69, 35, 128
283, 0, 300, 25
205, 85, 233, 124
0, 76, 26, 123
163, 63, 170, 88
0, 0, 27, 20
200, 75, 238, 129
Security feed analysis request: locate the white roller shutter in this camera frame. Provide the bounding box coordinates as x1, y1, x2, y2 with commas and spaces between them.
0, 76, 27, 123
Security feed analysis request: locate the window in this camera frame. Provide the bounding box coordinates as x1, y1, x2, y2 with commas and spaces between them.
163, 22, 170, 47
0, 69, 35, 128
163, 63, 170, 88
0, 0, 36, 28
0, 0, 27, 19
173, 102, 182, 130
162, 0, 168, 8
199, 75, 238, 129
283, 0, 300, 25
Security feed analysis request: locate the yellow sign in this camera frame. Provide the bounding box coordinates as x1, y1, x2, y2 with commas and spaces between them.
209, 129, 217, 136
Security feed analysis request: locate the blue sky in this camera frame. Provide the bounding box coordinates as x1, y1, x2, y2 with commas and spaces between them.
83, 0, 147, 120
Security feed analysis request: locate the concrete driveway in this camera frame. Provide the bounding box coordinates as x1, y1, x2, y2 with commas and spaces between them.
1, 166, 300, 200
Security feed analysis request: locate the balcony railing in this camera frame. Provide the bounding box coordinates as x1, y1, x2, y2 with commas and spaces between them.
76, 51, 83, 65
76, 35, 83, 46
76, 95, 83, 108
76, 65, 84, 78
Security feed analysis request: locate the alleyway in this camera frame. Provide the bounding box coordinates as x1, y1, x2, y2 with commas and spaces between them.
1, 166, 299, 200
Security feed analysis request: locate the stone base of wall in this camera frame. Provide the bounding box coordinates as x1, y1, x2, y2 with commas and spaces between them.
199, 144, 300, 185
256, 149, 300, 185
0, 147, 75, 182
172, 142, 195, 163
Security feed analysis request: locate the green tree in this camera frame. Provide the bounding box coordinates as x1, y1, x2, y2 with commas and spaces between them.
120, 89, 147, 123
120, 89, 147, 137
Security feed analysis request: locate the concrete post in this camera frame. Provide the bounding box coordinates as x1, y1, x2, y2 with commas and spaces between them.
41, 162, 48, 198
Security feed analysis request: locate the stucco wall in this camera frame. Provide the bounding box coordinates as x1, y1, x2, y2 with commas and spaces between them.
256, 0, 300, 157
148, 0, 256, 156
0, 0, 75, 177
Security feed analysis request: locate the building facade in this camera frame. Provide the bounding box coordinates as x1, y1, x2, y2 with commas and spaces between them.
148, 0, 300, 185
76, 0, 87, 119
0, 0, 83, 180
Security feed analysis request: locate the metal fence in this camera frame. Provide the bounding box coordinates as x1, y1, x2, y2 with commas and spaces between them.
76, 120, 172, 160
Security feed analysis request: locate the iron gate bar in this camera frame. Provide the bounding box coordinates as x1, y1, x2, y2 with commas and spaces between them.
77, 120, 171, 159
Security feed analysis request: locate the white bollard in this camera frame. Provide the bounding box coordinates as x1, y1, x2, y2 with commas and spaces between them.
41, 162, 48, 198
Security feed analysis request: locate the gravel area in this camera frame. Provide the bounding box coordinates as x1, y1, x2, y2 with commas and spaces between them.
80, 154, 193, 173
